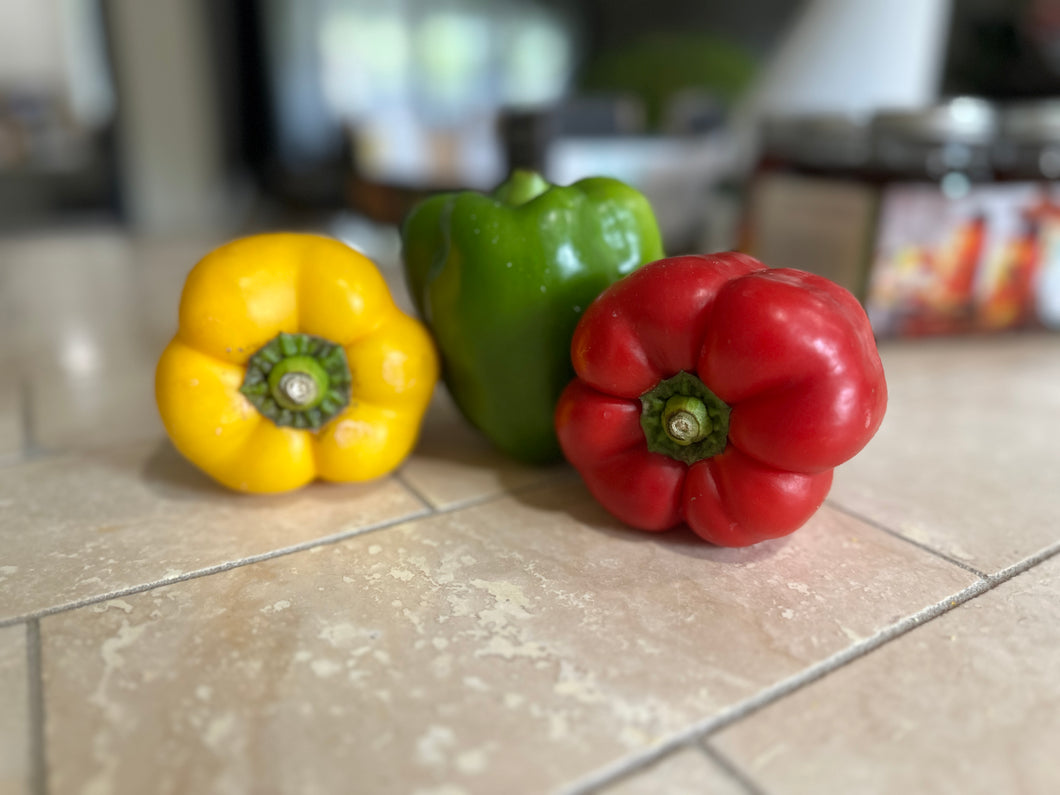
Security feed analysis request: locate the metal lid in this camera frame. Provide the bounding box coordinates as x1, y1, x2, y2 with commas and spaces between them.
871, 97, 999, 145
998, 100, 1060, 143
760, 113, 871, 168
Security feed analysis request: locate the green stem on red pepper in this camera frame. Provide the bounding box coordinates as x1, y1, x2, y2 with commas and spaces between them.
639, 371, 730, 464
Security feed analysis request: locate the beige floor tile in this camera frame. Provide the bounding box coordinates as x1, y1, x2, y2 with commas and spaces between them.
0, 230, 217, 365
830, 334, 1060, 573
599, 747, 747, 795
2, 231, 156, 363
399, 387, 570, 511
0, 624, 30, 795
0, 229, 215, 456
712, 553, 1060, 795
28, 369, 164, 454
41, 485, 974, 795
0, 441, 427, 623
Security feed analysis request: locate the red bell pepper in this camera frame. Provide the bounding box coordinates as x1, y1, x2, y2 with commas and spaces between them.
554, 253, 887, 547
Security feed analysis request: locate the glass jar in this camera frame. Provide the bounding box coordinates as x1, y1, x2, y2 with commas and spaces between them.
993, 100, 1060, 180
870, 97, 998, 196
758, 113, 872, 177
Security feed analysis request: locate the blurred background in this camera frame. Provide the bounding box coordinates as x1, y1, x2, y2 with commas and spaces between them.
4, 0, 1060, 338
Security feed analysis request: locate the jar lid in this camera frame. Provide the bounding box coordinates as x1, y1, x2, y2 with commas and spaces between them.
871, 97, 999, 145
760, 113, 871, 167
998, 100, 1060, 143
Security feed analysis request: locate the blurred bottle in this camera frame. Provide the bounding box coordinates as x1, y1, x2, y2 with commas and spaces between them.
870, 97, 998, 193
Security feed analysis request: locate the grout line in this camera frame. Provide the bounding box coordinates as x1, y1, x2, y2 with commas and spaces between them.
410, 467, 580, 518
372, 477, 517, 519
26, 619, 48, 795
0, 471, 576, 630
699, 742, 770, 795
983, 540, 1060, 582
392, 470, 439, 514
0, 507, 432, 629
397, 472, 566, 516
825, 500, 990, 579
558, 540, 1060, 795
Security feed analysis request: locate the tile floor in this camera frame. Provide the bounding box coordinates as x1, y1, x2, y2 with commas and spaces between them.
0, 225, 1058, 795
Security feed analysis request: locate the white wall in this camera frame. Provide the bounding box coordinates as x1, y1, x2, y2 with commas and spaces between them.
0, 1, 66, 91
749, 0, 953, 116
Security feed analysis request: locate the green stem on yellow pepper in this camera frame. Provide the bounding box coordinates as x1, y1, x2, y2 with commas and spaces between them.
240, 332, 351, 430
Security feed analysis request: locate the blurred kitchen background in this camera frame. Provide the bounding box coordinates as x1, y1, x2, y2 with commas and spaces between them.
5, 0, 1060, 337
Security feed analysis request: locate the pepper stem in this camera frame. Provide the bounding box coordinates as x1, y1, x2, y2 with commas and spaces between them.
267, 355, 329, 411
640, 371, 731, 465
278, 372, 318, 407
240, 333, 352, 430
663, 395, 711, 445
493, 169, 550, 207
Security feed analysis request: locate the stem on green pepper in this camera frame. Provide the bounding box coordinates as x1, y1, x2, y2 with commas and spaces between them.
493, 169, 550, 207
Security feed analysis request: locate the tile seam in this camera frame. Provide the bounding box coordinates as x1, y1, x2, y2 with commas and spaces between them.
26, 619, 48, 795
391, 470, 439, 514
0, 507, 432, 628
431, 487, 539, 516
984, 539, 1060, 581
824, 500, 991, 578
426, 468, 580, 517
0, 472, 575, 628
557, 540, 1060, 795
699, 742, 770, 795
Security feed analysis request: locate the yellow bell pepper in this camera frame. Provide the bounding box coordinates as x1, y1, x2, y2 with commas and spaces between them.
155, 233, 438, 493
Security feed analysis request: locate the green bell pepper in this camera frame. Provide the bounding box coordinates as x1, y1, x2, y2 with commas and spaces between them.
401, 170, 664, 464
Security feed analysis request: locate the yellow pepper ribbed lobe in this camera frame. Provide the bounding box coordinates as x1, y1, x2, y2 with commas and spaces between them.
155, 233, 438, 493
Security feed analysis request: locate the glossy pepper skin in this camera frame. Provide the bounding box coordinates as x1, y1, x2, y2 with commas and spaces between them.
555, 253, 887, 547
156, 233, 438, 493
402, 170, 664, 464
